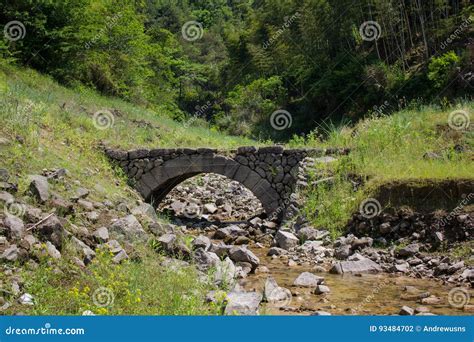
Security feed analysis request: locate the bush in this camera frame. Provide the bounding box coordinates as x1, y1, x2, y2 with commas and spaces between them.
427, 51, 460, 89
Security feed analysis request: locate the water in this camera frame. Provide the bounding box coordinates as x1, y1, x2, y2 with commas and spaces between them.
240, 246, 472, 315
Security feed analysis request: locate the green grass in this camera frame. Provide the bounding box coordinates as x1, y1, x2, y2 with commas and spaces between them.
2, 246, 221, 315
294, 102, 473, 236
0, 64, 257, 203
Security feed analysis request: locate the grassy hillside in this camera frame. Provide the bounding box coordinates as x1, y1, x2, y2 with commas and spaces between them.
0, 64, 256, 203
293, 103, 474, 236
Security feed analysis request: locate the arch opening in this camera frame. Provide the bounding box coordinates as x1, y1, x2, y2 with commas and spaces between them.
157, 173, 264, 222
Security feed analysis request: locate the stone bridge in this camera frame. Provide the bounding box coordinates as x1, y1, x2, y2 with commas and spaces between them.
105, 146, 348, 221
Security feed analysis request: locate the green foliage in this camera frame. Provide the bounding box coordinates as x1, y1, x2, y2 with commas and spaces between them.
427, 51, 461, 89
17, 247, 218, 315
216, 76, 286, 137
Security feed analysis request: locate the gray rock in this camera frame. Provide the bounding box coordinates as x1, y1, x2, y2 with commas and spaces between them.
72, 187, 90, 201
92, 227, 109, 242
45, 241, 61, 259
275, 230, 299, 250
131, 203, 158, 222
29, 175, 49, 203
109, 215, 148, 242
334, 244, 351, 260
214, 225, 246, 240
214, 257, 236, 286
379, 222, 391, 234
293, 272, 324, 287
314, 285, 331, 294
267, 247, 288, 256
18, 293, 34, 305
192, 235, 211, 251
204, 203, 218, 214
157, 233, 177, 252
112, 250, 129, 264
70, 236, 96, 264
0, 191, 14, 204
398, 243, 419, 257
3, 215, 25, 239
297, 227, 328, 241
1, 245, 19, 261
351, 237, 373, 250
264, 277, 291, 305
193, 248, 220, 271
103, 240, 125, 254
210, 243, 232, 258
148, 222, 178, 236
36, 214, 64, 248
229, 246, 260, 269
225, 291, 262, 315
399, 306, 414, 315
330, 258, 382, 274
391, 262, 409, 273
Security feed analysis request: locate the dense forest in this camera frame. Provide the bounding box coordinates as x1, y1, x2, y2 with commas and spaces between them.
1, 0, 472, 140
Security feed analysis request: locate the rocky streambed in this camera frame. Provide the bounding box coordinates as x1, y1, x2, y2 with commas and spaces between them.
160, 173, 473, 316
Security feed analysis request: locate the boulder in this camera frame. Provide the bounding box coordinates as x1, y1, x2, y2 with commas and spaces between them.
45, 241, 61, 259
131, 203, 158, 222
204, 203, 218, 214
3, 215, 25, 239
267, 247, 288, 256
112, 250, 129, 264
193, 249, 220, 272
397, 243, 419, 257
1, 245, 19, 261
92, 227, 109, 242
399, 306, 414, 315
214, 225, 246, 240
192, 235, 211, 251
36, 214, 64, 248
330, 258, 382, 274
224, 291, 262, 315
109, 215, 148, 242
70, 236, 96, 264
214, 257, 236, 286
293, 272, 324, 287
297, 227, 328, 241
314, 285, 331, 295
334, 244, 351, 260
210, 243, 232, 258
275, 230, 299, 250
264, 277, 291, 305
229, 246, 260, 270
29, 175, 49, 203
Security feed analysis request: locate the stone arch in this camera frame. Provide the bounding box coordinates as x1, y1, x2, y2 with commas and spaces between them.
137, 154, 281, 216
